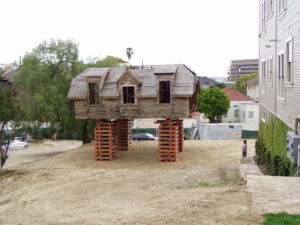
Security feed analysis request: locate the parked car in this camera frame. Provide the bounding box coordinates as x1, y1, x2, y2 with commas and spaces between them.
132, 133, 158, 141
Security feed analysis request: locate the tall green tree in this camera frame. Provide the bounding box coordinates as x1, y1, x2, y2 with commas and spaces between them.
0, 78, 16, 167
13, 39, 82, 140
198, 87, 230, 123
14, 39, 126, 144
231, 73, 258, 94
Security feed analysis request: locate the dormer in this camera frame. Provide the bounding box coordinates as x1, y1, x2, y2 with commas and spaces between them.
83, 68, 109, 105
117, 68, 141, 105
154, 65, 177, 104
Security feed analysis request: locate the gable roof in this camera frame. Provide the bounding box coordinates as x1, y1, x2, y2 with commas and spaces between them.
67, 64, 197, 100
245, 76, 258, 85
116, 68, 141, 85
199, 76, 219, 86
81, 68, 109, 77
222, 88, 252, 101
154, 65, 177, 75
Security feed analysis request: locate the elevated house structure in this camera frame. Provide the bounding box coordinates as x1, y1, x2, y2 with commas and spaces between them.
68, 64, 200, 162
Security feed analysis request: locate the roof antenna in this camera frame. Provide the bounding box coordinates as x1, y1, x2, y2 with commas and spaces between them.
126, 47, 134, 67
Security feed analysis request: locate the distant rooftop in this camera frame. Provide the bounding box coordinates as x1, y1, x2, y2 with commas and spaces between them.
199, 76, 219, 86
222, 88, 252, 101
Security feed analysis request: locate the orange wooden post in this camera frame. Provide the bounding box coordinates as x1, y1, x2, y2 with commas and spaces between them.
117, 119, 132, 151
177, 119, 184, 152
94, 120, 117, 161
157, 119, 179, 162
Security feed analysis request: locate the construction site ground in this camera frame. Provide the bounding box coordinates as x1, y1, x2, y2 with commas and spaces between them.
1, 139, 300, 225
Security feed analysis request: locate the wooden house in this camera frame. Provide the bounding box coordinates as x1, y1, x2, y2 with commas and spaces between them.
67, 64, 200, 120
67, 64, 199, 162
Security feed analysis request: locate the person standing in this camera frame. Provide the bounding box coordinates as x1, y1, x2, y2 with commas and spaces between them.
242, 140, 247, 157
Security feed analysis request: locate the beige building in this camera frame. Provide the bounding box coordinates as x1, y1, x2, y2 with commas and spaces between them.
222, 88, 259, 130
246, 76, 259, 101
227, 59, 259, 81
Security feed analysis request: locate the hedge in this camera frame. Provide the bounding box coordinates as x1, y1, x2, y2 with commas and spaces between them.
256, 115, 296, 176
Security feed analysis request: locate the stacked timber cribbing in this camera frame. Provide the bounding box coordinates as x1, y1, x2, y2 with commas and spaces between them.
116, 119, 132, 151
176, 119, 184, 152
94, 120, 117, 161
157, 119, 181, 162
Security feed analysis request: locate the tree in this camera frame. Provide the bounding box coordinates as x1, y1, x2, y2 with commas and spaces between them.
0, 78, 15, 167
13, 39, 82, 141
197, 87, 230, 123
231, 73, 258, 94
215, 83, 225, 89
13, 39, 126, 144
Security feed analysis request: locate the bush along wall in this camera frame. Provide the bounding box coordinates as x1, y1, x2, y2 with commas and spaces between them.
256, 114, 297, 176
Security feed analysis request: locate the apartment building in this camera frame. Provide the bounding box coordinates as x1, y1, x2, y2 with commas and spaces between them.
259, 0, 300, 131
228, 59, 259, 81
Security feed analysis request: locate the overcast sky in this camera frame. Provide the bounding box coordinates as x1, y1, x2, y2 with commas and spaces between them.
0, 0, 258, 77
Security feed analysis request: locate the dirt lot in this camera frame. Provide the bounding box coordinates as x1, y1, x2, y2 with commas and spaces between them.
0, 139, 263, 225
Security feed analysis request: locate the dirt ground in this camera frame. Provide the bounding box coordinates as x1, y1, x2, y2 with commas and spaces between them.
0, 139, 264, 225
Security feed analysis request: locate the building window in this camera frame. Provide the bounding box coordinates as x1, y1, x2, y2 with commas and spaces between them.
262, 2, 266, 32
122, 86, 135, 104
268, 57, 273, 83
234, 109, 239, 118
248, 111, 254, 119
261, 60, 266, 91
262, 111, 266, 123
159, 81, 171, 103
88, 83, 100, 105
278, 53, 285, 99
269, 0, 273, 15
286, 39, 292, 83
243, 111, 246, 119
278, 0, 285, 14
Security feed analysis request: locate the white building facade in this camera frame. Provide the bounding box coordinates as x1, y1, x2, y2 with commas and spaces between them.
259, 0, 300, 130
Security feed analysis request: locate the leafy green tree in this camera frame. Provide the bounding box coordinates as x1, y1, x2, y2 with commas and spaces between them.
231, 73, 258, 94
197, 87, 230, 123
0, 78, 16, 167
13, 39, 83, 140
13, 39, 126, 144
215, 83, 225, 89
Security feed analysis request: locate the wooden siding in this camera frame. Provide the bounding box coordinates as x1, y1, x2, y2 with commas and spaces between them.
74, 97, 189, 119
259, 0, 300, 129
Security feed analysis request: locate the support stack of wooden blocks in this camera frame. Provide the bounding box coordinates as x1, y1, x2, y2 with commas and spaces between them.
157, 119, 179, 162
177, 119, 184, 152
117, 119, 132, 151
94, 120, 117, 161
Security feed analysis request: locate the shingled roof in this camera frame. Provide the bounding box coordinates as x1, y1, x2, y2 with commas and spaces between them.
222, 88, 252, 101
199, 76, 219, 86
68, 64, 197, 100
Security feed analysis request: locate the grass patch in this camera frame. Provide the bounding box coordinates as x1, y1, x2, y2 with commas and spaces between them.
198, 182, 210, 187
198, 181, 228, 187
263, 212, 300, 225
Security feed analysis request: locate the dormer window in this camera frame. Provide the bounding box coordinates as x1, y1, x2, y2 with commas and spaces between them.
123, 86, 135, 104
159, 81, 170, 103
88, 83, 99, 105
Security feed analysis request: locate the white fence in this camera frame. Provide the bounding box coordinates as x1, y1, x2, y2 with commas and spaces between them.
193, 123, 242, 140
